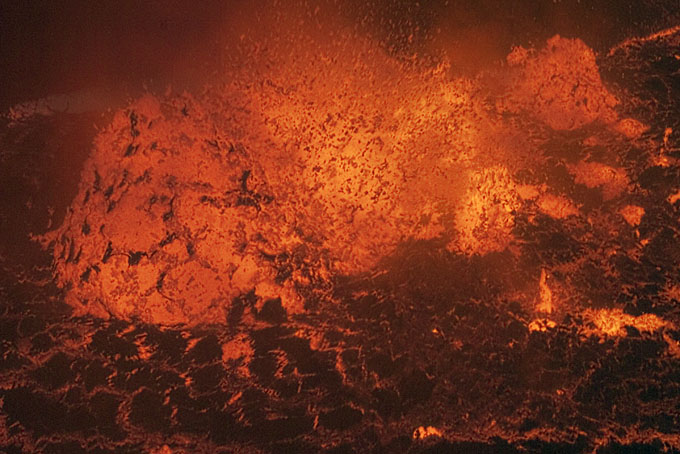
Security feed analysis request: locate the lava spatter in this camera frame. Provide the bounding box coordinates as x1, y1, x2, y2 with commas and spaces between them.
39, 32, 649, 327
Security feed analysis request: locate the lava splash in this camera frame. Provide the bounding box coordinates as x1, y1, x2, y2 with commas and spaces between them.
41, 31, 656, 327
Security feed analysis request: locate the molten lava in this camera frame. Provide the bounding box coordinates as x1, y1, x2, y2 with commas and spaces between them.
39, 31, 667, 334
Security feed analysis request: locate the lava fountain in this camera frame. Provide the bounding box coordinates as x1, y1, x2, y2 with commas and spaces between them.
39, 25, 638, 328
2, 3, 678, 452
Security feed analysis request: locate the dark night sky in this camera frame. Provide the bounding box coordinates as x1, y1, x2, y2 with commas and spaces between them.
1, 0, 677, 111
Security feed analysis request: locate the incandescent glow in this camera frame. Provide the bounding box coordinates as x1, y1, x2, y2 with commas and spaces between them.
40, 29, 652, 326
537, 269, 553, 315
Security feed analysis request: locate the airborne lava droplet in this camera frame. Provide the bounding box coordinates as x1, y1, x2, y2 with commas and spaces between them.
537, 269, 553, 315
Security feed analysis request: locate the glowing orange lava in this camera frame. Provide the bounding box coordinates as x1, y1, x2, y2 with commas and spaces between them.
40, 31, 644, 326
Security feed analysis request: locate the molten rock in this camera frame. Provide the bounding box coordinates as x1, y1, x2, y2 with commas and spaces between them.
41, 94, 310, 324
41, 35, 632, 326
